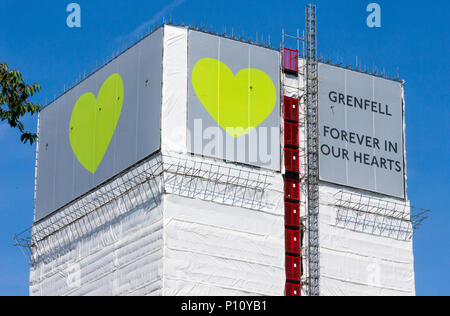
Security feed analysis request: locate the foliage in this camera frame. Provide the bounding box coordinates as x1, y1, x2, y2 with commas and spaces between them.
0, 62, 42, 145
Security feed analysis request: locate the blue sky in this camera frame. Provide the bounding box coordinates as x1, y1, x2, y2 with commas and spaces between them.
0, 0, 448, 296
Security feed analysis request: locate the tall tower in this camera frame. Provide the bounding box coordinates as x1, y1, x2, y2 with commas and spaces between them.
26, 25, 286, 296
16, 6, 426, 297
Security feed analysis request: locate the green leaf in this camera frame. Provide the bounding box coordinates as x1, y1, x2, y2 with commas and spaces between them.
0, 62, 42, 145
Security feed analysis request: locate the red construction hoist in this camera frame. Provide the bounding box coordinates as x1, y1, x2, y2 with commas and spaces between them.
282, 48, 303, 297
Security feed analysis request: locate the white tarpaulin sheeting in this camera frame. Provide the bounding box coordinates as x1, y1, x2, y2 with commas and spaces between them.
30, 192, 164, 296
29, 153, 285, 296
296, 59, 415, 296
161, 25, 188, 154
29, 27, 416, 297
163, 194, 285, 296
30, 25, 286, 296
318, 183, 415, 296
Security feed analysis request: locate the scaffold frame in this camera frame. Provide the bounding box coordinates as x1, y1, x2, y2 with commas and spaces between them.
305, 4, 320, 296
332, 190, 430, 241
14, 152, 279, 266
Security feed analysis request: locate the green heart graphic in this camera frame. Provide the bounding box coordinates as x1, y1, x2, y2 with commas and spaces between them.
192, 58, 276, 138
69, 73, 124, 174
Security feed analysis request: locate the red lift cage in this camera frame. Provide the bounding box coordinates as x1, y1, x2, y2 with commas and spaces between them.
283, 48, 299, 73
284, 97, 299, 122
285, 148, 300, 173
284, 122, 300, 147
286, 255, 301, 281
283, 46, 301, 295
284, 178, 300, 201
286, 282, 301, 296
285, 229, 301, 254
285, 202, 300, 228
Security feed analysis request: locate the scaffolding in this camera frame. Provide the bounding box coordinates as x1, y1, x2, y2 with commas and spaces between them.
163, 154, 275, 211
305, 4, 320, 297
280, 3, 319, 296
14, 152, 278, 266
14, 154, 164, 265
281, 28, 304, 296
14, 10, 430, 296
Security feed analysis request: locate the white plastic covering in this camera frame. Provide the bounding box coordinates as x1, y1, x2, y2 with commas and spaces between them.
318, 183, 415, 296
30, 152, 285, 296
283, 60, 305, 99
159, 27, 286, 295
29, 159, 164, 296
30, 30, 415, 297
163, 194, 285, 296
295, 59, 415, 296
162, 152, 285, 295
161, 25, 188, 154
30, 25, 286, 296
283, 74, 300, 99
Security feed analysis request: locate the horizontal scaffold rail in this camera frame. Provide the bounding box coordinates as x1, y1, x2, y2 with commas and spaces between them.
14, 152, 278, 265
332, 190, 430, 240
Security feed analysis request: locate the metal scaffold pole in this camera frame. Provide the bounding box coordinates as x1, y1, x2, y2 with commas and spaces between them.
305, 4, 320, 296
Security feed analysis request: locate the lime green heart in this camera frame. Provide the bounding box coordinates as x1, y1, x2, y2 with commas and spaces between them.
69, 73, 124, 174
192, 58, 276, 138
